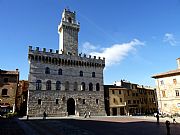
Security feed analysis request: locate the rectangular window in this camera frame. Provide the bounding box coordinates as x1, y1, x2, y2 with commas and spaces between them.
160, 80, 164, 85
56, 99, 59, 104
112, 90, 115, 94
119, 90, 121, 94
173, 79, 177, 85
113, 98, 116, 103
96, 99, 99, 105
83, 99, 85, 104
38, 99, 41, 105
120, 98, 122, 102
128, 100, 131, 104
162, 91, 166, 97
175, 90, 180, 96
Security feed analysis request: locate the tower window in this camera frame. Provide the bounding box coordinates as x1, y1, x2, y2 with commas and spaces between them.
96, 99, 99, 105
83, 99, 85, 104
92, 72, 95, 77
96, 83, 100, 91
45, 67, 50, 74
46, 80, 51, 90
56, 81, 61, 90
56, 99, 59, 104
38, 99, 41, 105
58, 69, 62, 75
80, 71, 83, 77
81, 82, 85, 91
36, 80, 42, 90
68, 17, 72, 23
89, 83, 93, 91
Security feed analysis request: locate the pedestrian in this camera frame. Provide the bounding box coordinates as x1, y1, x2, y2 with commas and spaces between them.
165, 120, 170, 135
156, 114, 159, 124
88, 111, 91, 118
84, 111, 87, 118
43, 111, 47, 120
173, 118, 177, 123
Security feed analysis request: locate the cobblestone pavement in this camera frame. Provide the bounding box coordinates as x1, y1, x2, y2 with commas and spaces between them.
1, 116, 180, 135
0, 117, 25, 135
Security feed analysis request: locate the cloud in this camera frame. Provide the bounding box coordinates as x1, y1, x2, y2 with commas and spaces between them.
163, 33, 177, 46
81, 42, 98, 54
82, 39, 144, 67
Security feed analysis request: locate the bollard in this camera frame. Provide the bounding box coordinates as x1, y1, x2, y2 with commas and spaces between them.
165, 120, 170, 135
27, 115, 29, 121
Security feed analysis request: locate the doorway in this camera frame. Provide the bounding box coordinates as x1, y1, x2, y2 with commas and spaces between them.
112, 108, 117, 116
67, 98, 75, 115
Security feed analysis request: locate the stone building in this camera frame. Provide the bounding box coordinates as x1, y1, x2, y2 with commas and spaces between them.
152, 58, 180, 115
104, 80, 157, 116
0, 69, 19, 114
27, 9, 105, 117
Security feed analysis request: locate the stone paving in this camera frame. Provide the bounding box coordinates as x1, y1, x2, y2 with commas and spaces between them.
1, 116, 180, 135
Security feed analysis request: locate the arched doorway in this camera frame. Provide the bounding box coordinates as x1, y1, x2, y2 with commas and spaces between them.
67, 98, 75, 115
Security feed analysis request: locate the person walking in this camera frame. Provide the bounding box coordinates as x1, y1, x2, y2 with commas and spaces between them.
43, 111, 47, 120
84, 111, 87, 118
88, 111, 91, 118
156, 114, 159, 124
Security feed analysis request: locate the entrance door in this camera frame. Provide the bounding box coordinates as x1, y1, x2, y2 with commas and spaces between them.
120, 107, 125, 115
67, 98, 75, 115
112, 108, 117, 116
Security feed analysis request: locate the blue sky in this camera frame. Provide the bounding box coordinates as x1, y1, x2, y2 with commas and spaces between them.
0, 0, 180, 87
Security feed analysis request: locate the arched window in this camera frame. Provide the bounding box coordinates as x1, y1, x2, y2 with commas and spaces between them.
92, 72, 95, 77
46, 80, 51, 90
74, 82, 78, 91
89, 83, 93, 91
81, 82, 85, 91
58, 68, 62, 75
2, 89, 8, 96
80, 71, 83, 77
65, 81, 69, 91
45, 67, 50, 74
56, 81, 61, 90
68, 17, 72, 23
36, 80, 42, 90
96, 83, 100, 91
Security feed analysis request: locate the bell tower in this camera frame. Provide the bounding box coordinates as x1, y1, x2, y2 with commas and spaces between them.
58, 9, 80, 55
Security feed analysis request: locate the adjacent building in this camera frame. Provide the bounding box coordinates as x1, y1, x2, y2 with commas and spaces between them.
16, 80, 29, 116
27, 9, 106, 117
152, 58, 180, 115
104, 80, 157, 116
0, 69, 19, 114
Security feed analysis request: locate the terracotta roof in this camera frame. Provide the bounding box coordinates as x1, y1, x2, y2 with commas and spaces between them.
152, 69, 180, 78
0, 69, 19, 75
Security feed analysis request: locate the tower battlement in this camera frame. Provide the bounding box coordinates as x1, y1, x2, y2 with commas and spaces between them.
28, 46, 105, 68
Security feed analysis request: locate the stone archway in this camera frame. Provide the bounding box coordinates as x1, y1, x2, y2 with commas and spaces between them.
67, 98, 75, 115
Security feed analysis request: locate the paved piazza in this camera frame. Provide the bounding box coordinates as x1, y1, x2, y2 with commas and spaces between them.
1, 116, 180, 135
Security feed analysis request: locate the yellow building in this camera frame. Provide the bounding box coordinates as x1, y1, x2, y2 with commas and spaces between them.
104, 81, 157, 116
152, 58, 180, 115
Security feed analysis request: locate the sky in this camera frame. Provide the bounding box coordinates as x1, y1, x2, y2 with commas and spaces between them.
0, 0, 180, 87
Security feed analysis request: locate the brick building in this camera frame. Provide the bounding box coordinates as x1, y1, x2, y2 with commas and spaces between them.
104, 80, 157, 116
0, 69, 19, 115
27, 9, 105, 117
